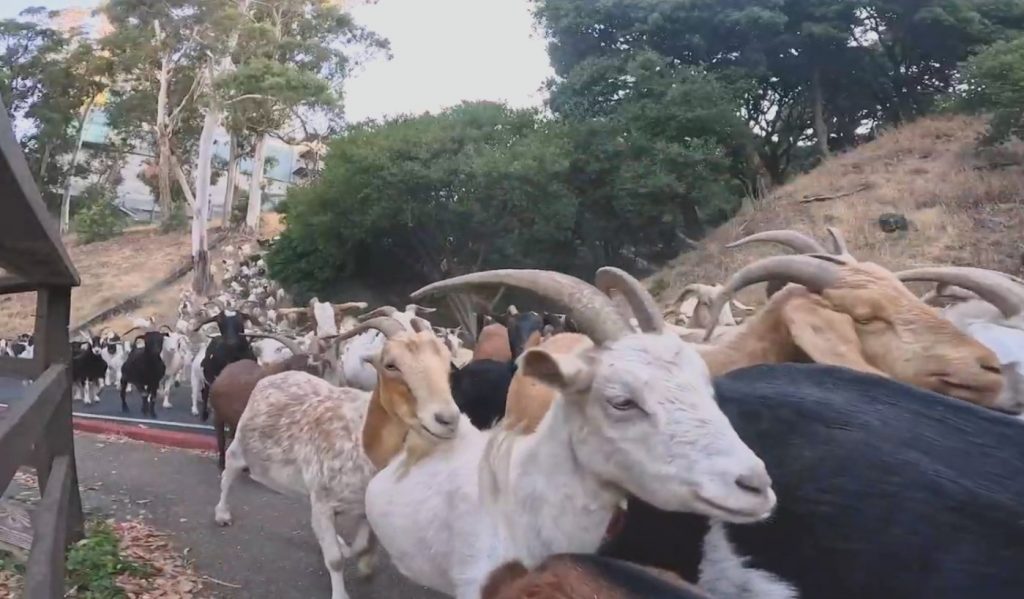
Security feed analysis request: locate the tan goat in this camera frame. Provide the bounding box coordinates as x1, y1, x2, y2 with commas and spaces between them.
695, 254, 1005, 408
213, 316, 459, 599
503, 333, 593, 433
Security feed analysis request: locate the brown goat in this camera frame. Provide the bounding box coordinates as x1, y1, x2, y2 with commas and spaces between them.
474, 322, 513, 362
482, 554, 712, 599
696, 254, 1005, 408
503, 333, 593, 433
208, 338, 324, 469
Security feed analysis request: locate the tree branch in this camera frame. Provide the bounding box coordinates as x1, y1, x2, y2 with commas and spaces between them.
224, 93, 278, 105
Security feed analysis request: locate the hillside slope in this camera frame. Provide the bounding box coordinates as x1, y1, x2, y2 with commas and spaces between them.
651, 115, 1024, 306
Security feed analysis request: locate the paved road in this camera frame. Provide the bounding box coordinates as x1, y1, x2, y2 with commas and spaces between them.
4, 433, 444, 599
0, 376, 215, 435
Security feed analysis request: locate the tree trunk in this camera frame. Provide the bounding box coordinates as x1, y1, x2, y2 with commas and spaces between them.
811, 66, 830, 159
59, 96, 97, 234
155, 46, 174, 219
223, 134, 239, 225
245, 132, 268, 234
191, 110, 218, 296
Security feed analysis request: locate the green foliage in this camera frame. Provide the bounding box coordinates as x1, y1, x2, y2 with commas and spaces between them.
73, 186, 126, 244
159, 201, 189, 233
961, 37, 1024, 143
269, 102, 579, 294
65, 520, 149, 598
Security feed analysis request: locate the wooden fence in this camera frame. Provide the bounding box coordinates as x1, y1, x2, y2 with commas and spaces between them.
0, 285, 85, 597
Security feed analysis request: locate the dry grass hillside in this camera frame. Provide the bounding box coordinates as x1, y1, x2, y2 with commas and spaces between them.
0, 214, 285, 337
650, 115, 1024, 306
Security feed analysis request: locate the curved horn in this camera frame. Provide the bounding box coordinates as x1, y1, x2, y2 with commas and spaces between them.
411, 270, 629, 344
121, 326, 144, 337
675, 283, 715, 305
594, 267, 663, 333
358, 306, 399, 321
825, 227, 851, 257
705, 255, 842, 341
406, 303, 437, 315
410, 317, 432, 333
242, 332, 303, 356
896, 266, 1024, 318
333, 301, 369, 314
727, 230, 827, 254
329, 316, 407, 343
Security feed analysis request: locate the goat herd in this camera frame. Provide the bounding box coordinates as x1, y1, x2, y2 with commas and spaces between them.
7, 227, 1024, 599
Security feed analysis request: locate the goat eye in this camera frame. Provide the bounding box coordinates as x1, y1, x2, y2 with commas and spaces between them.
608, 398, 637, 411
384, 363, 399, 372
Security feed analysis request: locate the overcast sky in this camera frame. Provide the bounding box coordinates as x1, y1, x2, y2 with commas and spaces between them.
2, 0, 554, 122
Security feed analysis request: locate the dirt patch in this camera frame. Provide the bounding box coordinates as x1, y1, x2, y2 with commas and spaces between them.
650, 115, 1024, 306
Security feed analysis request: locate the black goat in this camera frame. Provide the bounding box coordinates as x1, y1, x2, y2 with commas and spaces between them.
451, 359, 516, 429
195, 308, 257, 421
119, 331, 167, 418
71, 337, 107, 405
600, 363, 1024, 599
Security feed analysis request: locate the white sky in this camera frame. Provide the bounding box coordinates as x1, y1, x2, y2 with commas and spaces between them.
343, 0, 553, 121
2, 0, 554, 123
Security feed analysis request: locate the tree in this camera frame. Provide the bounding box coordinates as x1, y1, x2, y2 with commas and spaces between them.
960, 36, 1024, 144
1, 9, 110, 225
268, 102, 578, 330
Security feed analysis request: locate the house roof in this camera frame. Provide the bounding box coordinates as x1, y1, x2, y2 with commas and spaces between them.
0, 102, 81, 287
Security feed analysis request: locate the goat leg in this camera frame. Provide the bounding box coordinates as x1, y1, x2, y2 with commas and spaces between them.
119, 380, 129, 413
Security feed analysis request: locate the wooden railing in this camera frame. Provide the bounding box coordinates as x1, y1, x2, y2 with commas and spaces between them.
0, 286, 84, 597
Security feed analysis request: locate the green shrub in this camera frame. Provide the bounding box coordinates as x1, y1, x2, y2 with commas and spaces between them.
73, 198, 126, 244
159, 201, 188, 233
961, 37, 1024, 144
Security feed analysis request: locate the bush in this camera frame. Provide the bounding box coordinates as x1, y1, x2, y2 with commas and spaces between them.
73, 197, 126, 244
961, 37, 1024, 144
159, 201, 188, 233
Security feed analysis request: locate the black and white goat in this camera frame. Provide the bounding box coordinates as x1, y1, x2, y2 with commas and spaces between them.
98, 330, 129, 388
71, 335, 107, 405
600, 363, 1024, 599
120, 330, 167, 418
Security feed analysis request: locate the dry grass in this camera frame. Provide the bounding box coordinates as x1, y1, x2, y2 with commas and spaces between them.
0, 213, 282, 336
651, 115, 1024, 306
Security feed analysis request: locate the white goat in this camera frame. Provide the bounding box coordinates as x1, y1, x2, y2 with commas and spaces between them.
159, 330, 193, 409
189, 340, 208, 417
366, 268, 775, 599
335, 304, 434, 391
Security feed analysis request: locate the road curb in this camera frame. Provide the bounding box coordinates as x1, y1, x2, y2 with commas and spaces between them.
72, 417, 217, 451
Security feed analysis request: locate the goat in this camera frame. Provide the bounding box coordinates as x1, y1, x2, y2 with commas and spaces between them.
668, 283, 748, 330
695, 252, 1005, 408
120, 330, 167, 418
450, 359, 516, 430
333, 304, 433, 391
158, 327, 192, 410
71, 335, 107, 405
482, 554, 713, 599
196, 304, 259, 421
207, 334, 326, 469
502, 333, 593, 434
601, 362, 1024, 599
365, 267, 773, 599
213, 316, 460, 599
474, 322, 513, 362
98, 330, 128, 388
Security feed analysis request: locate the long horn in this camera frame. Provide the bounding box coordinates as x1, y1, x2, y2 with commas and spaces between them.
727, 230, 827, 254
242, 332, 303, 356
333, 301, 369, 314
896, 266, 1024, 318
825, 227, 851, 257
675, 283, 714, 305
705, 255, 841, 341
406, 303, 437, 315
410, 270, 629, 344
122, 326, 144, 337
594, 267, 663, 333
328, 316, 407, 343
358, 306, 399, 321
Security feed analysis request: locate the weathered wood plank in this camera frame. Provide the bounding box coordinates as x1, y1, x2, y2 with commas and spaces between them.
0, 364, 66, 489
0, 274, 37, 295
32, 286, 83, 542
0, 355, 39, 379
24, 454, 71, 599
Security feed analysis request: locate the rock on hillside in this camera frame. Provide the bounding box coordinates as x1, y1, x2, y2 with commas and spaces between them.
650, 115, 1024, 307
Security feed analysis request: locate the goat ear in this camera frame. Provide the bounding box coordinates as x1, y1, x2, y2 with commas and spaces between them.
781, 295, 886, 377
519, 347, 595, 395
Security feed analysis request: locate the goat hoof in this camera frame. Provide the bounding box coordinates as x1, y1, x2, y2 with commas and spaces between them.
214, 507, 232, 526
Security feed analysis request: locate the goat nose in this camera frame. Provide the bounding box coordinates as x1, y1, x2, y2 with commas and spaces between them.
434, 411, 458, 427
735, 469, 772, 495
